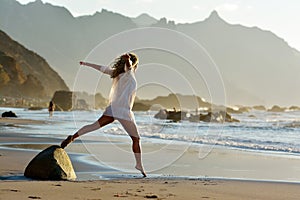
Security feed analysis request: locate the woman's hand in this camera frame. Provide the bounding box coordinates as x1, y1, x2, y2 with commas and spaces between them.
79, 61, 85, 65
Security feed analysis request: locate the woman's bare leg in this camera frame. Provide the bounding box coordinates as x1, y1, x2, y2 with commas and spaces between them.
61, 115, 114, 148
118, 119, 146, 177
131, 136, 146, 177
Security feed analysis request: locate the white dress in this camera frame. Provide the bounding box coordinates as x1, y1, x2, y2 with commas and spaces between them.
92, 61, 137, 122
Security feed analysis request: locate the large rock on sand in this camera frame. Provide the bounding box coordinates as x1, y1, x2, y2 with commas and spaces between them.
24, 145, 76, 180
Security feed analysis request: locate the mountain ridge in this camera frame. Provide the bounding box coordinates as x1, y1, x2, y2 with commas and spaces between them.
1, 0, 300, 106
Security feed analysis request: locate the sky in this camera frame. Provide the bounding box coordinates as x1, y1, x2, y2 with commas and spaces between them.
15, 0, 300, 52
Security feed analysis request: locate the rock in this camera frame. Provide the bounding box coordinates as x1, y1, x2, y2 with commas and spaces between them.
154, 109, 168, 119
24, 145, 76, 180
289, 106, 300, 111
154, 109, 187, 122
189, 114, 200, 122
227, 106, 251, 114
132, 102, 151, 111
199, 112, 214, 122
145, 194, 158, 198
28, 107, 44, 111
52, 90, 73, 111
226, 107, 242, 114
220, 111, 240, 123
238, 107, 251, 113
155, 109, 239, 123
1, 111, 17, 117
253, 105, 266, 111
197, 111, 239, 123
167, 111, 187, 122
268, 105, 286, 112
74, 99, 89, 110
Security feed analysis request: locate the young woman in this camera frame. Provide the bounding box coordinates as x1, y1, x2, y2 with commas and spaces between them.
61, 53, 146, 177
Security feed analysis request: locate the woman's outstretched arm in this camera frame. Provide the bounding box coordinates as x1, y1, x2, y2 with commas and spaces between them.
80, 61, 113, 75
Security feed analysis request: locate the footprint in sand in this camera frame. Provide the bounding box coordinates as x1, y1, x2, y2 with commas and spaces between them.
52, 184, 62, 187
28, 196, 41, 199
91, 187, 101, 191
0, 189, 20, 192
145, 194, 158, 198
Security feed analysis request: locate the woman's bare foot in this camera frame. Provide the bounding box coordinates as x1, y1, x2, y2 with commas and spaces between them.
60, 135, 74, 149
135, 165, 146, 177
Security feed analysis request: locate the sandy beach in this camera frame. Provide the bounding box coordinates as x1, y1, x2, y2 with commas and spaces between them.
1, 117, 300, 199
1, 179, 300, 200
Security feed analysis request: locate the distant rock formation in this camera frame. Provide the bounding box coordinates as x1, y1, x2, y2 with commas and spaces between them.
24, 145, 76, 180
226, 106, 250, 114
253, 105, 266, 111
52, 91, 73, 111
268, 105, 286, 112
132, 102, 151, 111
74, 99, 89, 110
71, 92, 108, 110
136, 93, 211, 110
0, 29, 68, 99
95, 93, 108, 109
289, 106, 300, 111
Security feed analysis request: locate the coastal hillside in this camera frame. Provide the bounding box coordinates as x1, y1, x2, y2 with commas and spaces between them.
0, 29, 68, 99
1, 0, 300, 106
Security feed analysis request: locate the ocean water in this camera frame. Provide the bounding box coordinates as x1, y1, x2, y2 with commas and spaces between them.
1, 107, 300, 155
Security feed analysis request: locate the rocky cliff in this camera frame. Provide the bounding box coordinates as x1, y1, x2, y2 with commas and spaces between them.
0, 30, 68, 99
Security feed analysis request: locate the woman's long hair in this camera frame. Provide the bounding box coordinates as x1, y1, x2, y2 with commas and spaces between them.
111, 53, 139, 78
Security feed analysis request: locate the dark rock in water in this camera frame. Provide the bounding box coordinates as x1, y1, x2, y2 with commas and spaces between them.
1, 111, 17, 117
191, 111, 239, 123
222, 111, 240, 123
155, 109, 239, 123
52, 90, 73, 111
199, 112, 214, 122
226, 107, 241, 114
154, 109, 187, 122
28, 107, 44, 111
24, 145, 76, 180
154, 109, 168, 120
167, 111, 187, 122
